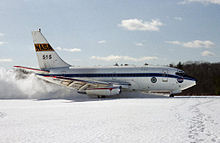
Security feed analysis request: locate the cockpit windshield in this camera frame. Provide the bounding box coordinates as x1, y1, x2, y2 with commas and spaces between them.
175, 70, 195, 80
175, 70, 185, 77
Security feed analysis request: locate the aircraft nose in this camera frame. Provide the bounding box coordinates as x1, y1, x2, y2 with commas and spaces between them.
185, 78, 196, 90
179, 77, 196, 90
191, 79, 196, 86
193, 77, 197, 83
191, 77, 196, 84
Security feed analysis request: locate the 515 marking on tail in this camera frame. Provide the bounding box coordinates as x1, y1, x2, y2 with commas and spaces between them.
42, 55, 52, 60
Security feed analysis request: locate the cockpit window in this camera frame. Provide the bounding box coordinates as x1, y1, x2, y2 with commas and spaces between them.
176, 71, 185, 77
175, 70, 195, 80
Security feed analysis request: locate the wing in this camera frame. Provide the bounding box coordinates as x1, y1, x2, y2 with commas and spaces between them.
14, 66, 131, 96
36, 74, 131, 95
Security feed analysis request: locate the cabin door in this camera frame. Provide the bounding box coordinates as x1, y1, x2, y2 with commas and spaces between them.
162, 69, 168, 82
112, 71, 116, 80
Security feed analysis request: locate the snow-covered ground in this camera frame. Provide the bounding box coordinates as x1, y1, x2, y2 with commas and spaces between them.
1, 67, 220, 143
1, 96, 220, 143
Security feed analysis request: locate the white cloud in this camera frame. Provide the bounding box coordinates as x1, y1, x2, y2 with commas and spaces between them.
179, 0, 220, 5
165, 40, 214, 48
0, 58, 13, 62
201, 50, 215, 56
165, 41, 181, 45
118, 19, 163, 31
0, 41, 7, 46
98, 40, 106, 44
0, 33, 4, 37
182, 40, 214, 48
174, 17, 183, 21
56, 47, 81, 52
135, 43, 144, 46
91, 55, 158, 62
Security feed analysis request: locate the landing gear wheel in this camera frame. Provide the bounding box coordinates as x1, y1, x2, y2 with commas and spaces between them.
97, 95, 106, 98
169, 94, 174, 97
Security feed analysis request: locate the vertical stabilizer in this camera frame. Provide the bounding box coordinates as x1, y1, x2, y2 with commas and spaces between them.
32, 29, 70, 70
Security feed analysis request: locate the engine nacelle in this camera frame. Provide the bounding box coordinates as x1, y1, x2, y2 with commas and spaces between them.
85, 86, 121, 96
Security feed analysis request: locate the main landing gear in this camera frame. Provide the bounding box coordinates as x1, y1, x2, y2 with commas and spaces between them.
169, 94, 174, 97
97, 95, 106, 98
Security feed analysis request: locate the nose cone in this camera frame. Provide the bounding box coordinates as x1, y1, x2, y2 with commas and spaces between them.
180, 77, 196, 90
189, 79, 196, 88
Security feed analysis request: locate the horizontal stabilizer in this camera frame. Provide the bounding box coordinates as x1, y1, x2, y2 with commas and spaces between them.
13, 66, 49, 74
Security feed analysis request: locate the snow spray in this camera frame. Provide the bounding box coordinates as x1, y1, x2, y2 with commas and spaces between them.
0, 67, 74, 99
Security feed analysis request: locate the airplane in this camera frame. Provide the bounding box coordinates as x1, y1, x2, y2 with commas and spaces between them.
14, 29, 196, 98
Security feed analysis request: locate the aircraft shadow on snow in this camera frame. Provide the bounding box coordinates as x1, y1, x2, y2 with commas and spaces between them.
35, 91, 170, 103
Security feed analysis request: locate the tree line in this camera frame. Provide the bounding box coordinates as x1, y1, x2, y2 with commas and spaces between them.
170, 62, 220, 95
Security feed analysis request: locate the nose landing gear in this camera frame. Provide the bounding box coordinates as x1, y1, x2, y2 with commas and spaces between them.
169, 90, 181, 97
169, 94, 174, 97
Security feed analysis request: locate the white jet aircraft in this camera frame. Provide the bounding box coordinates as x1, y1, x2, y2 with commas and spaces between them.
14, 29, 196, 97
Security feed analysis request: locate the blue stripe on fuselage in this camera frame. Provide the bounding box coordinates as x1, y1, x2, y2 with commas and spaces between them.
37, 73, 196, 81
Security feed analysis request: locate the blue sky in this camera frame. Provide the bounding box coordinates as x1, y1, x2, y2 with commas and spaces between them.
0, 0, 220, 68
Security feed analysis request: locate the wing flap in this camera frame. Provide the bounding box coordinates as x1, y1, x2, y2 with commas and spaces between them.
36, 75, 109, 91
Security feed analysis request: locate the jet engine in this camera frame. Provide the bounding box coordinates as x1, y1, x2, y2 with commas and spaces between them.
85, 86, 121, 96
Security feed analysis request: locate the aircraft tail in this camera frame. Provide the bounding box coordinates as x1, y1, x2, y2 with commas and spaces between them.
32, 29, 70, 70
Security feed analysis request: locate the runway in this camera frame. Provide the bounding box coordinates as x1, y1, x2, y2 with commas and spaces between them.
0, 96, 220, 143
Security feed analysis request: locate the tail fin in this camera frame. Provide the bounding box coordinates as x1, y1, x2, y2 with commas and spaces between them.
32, 29, 70, 70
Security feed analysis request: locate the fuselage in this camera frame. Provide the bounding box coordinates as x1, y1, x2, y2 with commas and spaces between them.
30, 30, 196, 97
46, 66, 196, 94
